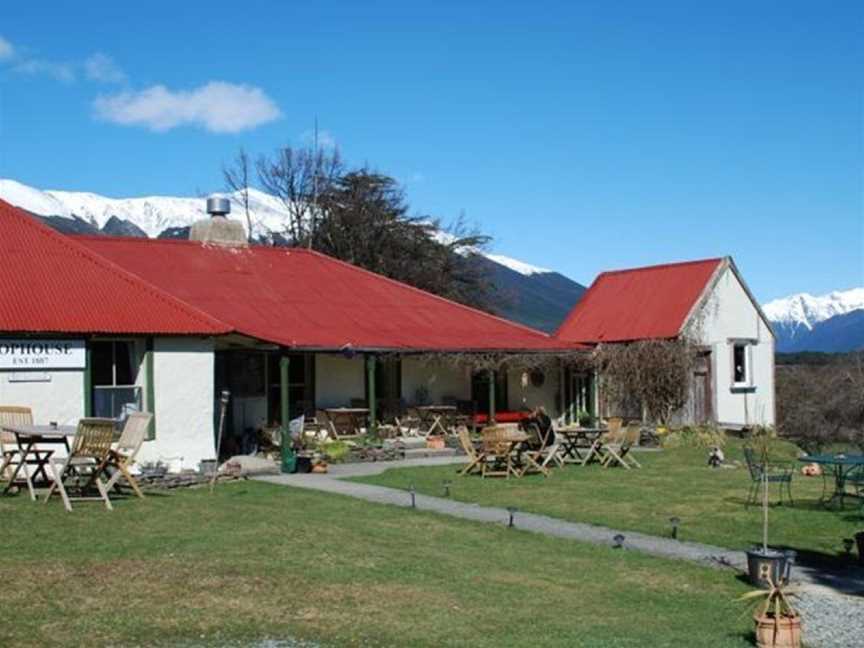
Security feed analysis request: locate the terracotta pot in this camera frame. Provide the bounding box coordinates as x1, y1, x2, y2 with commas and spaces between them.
426, 435, 445, 450
754, 613, 801, 648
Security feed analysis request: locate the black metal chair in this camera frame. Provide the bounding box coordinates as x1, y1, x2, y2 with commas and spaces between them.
743, 446, 794, 506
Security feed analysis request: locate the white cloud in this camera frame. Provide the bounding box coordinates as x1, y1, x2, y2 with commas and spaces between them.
14, 58, 76, 83
84, 53, 126, 84
93, 81, 282, 133
0, 36, 14, 61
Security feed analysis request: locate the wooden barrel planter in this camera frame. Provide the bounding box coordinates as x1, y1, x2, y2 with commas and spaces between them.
754, 612, 802, 648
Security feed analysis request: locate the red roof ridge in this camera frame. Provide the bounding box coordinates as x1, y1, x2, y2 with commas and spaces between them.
595, 256, 726, 279
1, 200, 231, 334
72, 234, 572, 346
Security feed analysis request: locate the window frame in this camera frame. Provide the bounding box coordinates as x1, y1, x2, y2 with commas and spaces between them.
728, 338, 756, 391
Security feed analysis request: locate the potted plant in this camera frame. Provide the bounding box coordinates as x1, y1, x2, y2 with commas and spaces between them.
746, 439, 791, 587
739, 576, 802, 648
577, 409, 594, 428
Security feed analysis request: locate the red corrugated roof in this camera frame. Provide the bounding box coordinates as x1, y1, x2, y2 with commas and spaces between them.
0, 199, 230, 336
78, 235, 580, 352
555, 258, 725, 344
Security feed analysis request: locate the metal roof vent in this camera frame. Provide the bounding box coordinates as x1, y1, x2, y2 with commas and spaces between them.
206, 196, 231, 218
190, 195, 247, 247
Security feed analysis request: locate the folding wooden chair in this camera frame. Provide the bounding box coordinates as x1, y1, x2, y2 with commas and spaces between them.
457, 428, 485, 476
0, 406, 51, 501
481, 427, 519, 479
540, 426, 566, 469
104, 412, 152, 499
515, 422, 551, 477
45, 418, 115, 512
603, 422, 642, 469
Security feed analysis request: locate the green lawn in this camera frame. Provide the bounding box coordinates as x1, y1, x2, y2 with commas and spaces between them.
0, 481, 752, 647
353, 440, 863, 561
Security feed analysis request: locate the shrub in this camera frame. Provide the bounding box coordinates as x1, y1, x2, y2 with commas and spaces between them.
660, 425, 726, 449
318, 440, 350, 463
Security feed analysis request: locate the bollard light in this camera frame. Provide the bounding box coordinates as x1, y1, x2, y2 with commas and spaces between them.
507, 506, 517, 528
613, 533, 626, 549
443, 480, 452, 498
669, 516, 681, 540
409, 484, 416, 509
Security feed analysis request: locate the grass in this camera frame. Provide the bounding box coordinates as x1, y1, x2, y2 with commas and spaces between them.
353, 439, 863, 561
0, 481, 753, 647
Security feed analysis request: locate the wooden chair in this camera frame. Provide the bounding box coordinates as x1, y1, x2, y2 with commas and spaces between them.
539, 424, 566, 469
0, 406, 49, 500
45, 418, 116, 512
602, 422, 643, 469
457, 428, 485, 476
104, 412, 152, 499
481, 427, 519, 479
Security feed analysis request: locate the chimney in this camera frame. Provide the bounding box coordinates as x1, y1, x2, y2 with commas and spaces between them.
189, 196, 248, 247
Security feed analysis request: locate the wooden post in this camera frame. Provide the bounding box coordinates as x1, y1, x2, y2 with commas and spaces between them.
559, 360, 566, 425
279, 355, 295, 473
145, 338, 156, 440
366, 354, 377, 436
83, 342, 92, 417
488, 368, 496, 424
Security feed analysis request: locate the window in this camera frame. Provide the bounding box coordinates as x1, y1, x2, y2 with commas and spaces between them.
732, 342, 750, 387
91, 340, 143, 419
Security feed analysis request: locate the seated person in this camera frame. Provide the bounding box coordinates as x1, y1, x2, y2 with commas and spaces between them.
522, 406, 554, 450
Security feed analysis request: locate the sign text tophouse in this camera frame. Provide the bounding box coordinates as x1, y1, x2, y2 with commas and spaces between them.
0, 340, 86, 370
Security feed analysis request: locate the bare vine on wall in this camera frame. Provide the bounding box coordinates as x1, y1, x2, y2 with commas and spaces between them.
595, 338, 696, 426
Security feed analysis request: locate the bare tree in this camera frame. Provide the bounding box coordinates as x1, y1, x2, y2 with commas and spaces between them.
255, 145, 342, 246
223, 148, 254, 243
596, 339, 696, 426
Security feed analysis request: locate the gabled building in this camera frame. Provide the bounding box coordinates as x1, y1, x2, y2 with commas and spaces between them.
0, 199, 580, 468
556, 257, 775, 428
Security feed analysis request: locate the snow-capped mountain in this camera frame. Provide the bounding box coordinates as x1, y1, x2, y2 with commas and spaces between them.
0, 178, 585, 331
763, 288, 864, 352
0, 178, 288, 239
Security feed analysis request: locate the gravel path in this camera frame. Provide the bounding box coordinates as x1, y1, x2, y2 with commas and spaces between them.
256, 457, 864, 647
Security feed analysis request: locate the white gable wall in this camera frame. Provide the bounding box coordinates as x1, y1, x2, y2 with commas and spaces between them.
139, 337, 215, 471
688, 265, 775, 427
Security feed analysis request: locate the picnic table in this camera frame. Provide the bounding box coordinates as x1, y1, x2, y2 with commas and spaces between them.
1, 424, 77, 499
415, 405, 458, 436
798, 453, 864, 509
323, 408, 369, 438
481, 426, 531, 478
556, 426, 607, 465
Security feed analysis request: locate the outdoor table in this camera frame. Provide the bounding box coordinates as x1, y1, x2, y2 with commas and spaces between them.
415, 405, 458, 436
798, 453, 864, 509
323, 408, 370, 438
556, 426, 606, 464
1, 424, 77, 499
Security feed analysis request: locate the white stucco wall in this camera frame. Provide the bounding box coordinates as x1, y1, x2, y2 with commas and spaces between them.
0, 369, 85, 426
506, 366, 562, 417
688, 266, 775, 427
401, 357, 471, 405
315, 354, 365, 408
138, 337, 215, 471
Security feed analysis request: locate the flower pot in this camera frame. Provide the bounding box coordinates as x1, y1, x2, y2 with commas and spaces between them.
754, 612, 801, 648
426, 435, 445, 450
746, 548, 790, 588
294, 455, 313, 474
856, 532, 864, 566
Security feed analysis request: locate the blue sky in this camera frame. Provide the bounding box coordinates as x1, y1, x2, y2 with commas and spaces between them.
0, 1, 861, 301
